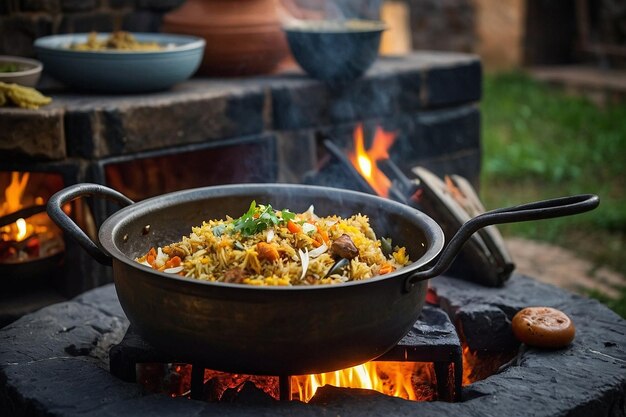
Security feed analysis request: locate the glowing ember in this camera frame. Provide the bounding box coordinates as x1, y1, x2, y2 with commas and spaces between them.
138, 361, 438, 403
348, 124, 396, 197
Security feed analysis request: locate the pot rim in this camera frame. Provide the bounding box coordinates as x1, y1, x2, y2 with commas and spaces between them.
282, 19, 387, 34
99, 183, 445, 292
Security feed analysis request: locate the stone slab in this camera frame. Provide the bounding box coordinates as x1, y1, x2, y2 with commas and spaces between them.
393, 105, 480, 163
59, 80, 268, 158
1, 274, 624, 416
0, 107, 66, 161
272, 53, 481, 130
1, 52, 480, 163
380, 304, 461, 361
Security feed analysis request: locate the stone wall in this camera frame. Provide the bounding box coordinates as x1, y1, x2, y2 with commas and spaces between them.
407, 0, 477, 54
406, 0, 525, 70
0, 0, 185, 57
406, 0, 626, 70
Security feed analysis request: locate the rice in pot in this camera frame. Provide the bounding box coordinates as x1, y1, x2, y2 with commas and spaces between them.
136, 201, 410, 286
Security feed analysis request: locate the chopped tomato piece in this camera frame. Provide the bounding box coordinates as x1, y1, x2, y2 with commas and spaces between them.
287, 220, 302, 234
318, 228, 329, 245
146, 247, 157, 267
165, 256, 181, 268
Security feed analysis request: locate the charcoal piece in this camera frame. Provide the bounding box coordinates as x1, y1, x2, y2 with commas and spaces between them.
220, 381, 276, 405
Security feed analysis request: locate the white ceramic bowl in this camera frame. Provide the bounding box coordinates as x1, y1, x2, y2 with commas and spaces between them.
34, 33, 205, 93
0, 56, 43, 87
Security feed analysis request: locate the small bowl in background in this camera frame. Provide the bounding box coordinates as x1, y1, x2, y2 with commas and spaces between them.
34, 33, 205, 93
0, 56, 43, 87
283, 20, 385, 84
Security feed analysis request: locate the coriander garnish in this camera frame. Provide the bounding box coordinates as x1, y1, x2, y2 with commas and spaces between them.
231, 201, 296, 237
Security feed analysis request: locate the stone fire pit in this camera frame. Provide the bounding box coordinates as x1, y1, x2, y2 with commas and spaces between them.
1, 274, 624, 416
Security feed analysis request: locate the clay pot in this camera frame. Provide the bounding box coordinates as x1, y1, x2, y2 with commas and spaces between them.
161, 0, 290, 76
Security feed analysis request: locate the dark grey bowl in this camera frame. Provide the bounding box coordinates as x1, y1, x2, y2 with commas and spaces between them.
283, 20, 385, 84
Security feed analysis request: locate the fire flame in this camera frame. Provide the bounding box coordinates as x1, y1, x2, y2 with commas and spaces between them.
293, 361, 431, 402
15, 218, 28, 241
2, 171, 29, 215
0, 171, 63, 263
348, 124, 396, 197
1, 172, 35, 243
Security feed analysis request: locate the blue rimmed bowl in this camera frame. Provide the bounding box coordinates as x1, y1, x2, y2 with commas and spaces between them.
34, 33, 205, 93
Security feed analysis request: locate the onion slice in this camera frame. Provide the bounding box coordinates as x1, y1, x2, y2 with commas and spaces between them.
155, 247, 168, 268
305, 205, 319, 220
308, 242, 328, 258
302, 222, 317, 235
298, 248, 309, 280
266, 228, 275, 243
163, 266, 184, 274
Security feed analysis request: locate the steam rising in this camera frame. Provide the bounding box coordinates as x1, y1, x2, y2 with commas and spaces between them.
277, 0, 382, 25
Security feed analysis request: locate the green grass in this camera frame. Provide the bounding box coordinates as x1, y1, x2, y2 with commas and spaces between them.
479, 71, 626, 316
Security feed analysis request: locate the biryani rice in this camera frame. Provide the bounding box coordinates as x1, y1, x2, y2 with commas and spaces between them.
136, 202, 410, 286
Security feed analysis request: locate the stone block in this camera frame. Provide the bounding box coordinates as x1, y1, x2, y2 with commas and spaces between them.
0, 107, 66, 161
60, 239, 114, 297
62, 80, 267, 158
384, 53, 481, 110
87, 134, 278, 201
122, 10, 162, 32
135, 0, 185, 11
410, 148, 481, 189
391, 104, 480, 175
455, 304, 520, 352
274, 130, 317, 183
108, 0, 135, 8
272, 71, 409, 131
63, 108, 97, 157
424, 59, 482, 107
60, 0, 97, 12
272, 53, 481, 130
432, 275, 581, 316
0, 300, 125, 364
58, 12, 115, 33
20, 0, 60, 13
0, 15, 54, 56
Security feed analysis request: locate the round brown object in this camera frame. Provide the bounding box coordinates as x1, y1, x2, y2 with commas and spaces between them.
512, 307, 575, 348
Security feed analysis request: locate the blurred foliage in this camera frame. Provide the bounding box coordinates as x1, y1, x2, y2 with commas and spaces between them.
479, 71, 626, 317
587, 287, 626, 319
